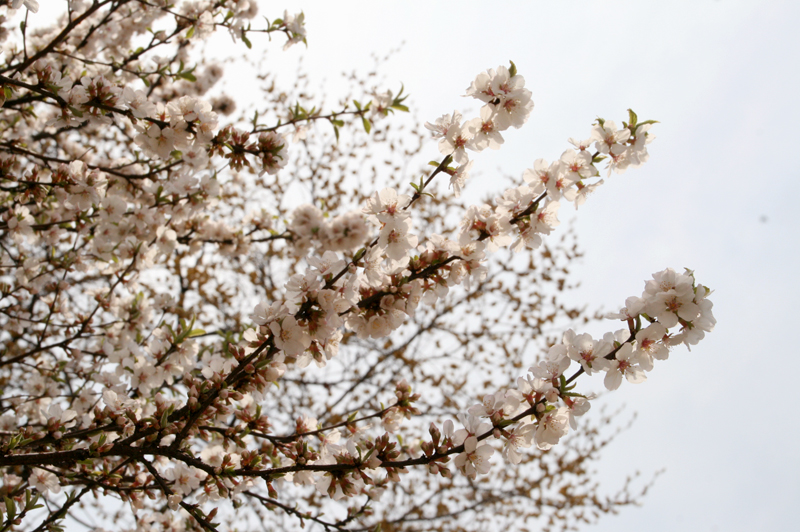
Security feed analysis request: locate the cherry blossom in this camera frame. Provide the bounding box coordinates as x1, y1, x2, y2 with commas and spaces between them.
29, 468, 60, 495
454, 436, 495, 479
604, 343, 647, 391
534, 407, 570, 450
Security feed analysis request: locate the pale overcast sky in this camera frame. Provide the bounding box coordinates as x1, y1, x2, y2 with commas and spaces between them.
244, 2, 800, 531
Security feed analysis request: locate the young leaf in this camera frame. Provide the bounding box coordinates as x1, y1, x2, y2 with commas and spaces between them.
627, 108, 638, 129
509, 60, 518, 78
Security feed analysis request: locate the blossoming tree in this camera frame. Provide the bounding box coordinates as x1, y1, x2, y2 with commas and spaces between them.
0, 1, 715, 531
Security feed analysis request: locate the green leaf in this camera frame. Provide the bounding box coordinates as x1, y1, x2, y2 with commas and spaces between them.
627, 108, 638, 128
25, 490, 41, 510
390, 84, 410, 112
362, 117, 371, 134
188, 329, 206, 338
352, 247, 366, 262
242, 33, 252, 49
186, 25, 195, 39
508, 60, 518, 78
5, 496, 15, 520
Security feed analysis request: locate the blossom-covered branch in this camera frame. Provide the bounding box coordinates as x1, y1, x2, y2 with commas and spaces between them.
0, 2, 714, 531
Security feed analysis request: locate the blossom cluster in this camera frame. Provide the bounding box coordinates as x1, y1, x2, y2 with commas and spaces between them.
268, 67, 657, 352
425, 64, 532, 195
288, 204, 371, 256
0, 3, 713, 530
226, 68, 712, 497
441, 267, 715, 479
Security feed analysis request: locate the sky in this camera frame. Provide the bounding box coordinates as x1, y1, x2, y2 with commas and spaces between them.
237, 1, 800, 531
16, 1, 800, 530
